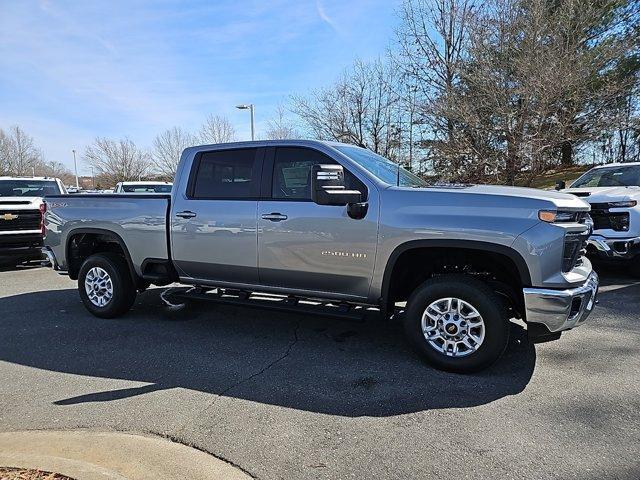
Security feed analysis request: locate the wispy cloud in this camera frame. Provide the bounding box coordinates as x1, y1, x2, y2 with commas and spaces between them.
316, 0, 341, 34
0, 0, 394, 169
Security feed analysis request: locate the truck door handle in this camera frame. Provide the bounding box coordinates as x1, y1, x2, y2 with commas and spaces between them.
261, 213, 288, 222
176, 210, 197, 219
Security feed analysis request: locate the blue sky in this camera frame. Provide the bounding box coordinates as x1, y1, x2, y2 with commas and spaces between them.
0, 0, 398, 173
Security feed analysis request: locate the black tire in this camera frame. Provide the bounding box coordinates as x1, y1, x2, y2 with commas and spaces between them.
403, 274, 510, 373
626, 256, 640, 278
78, 253, 137, 318
0, 260, 18, 269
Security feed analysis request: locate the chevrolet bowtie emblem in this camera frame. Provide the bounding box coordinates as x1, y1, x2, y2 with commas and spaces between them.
1, 213, 18, 221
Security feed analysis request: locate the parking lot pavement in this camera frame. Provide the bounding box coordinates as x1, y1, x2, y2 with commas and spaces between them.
0, 266, 639, 480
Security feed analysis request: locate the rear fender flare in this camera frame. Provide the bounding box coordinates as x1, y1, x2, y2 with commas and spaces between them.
65, 227, 137, 282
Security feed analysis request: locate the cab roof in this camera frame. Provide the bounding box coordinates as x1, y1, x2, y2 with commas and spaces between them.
0, 176, 59, 181
116, 181, 172, 185
591, 162, 640, 169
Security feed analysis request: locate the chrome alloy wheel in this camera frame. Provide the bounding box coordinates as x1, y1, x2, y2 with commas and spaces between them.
84, 267, 114, 307
421, 297, 486, 357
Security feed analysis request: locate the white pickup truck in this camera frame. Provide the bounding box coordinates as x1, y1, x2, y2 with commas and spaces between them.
0, 176, 66, 267
559, 162, 640, 273
114, 181, 173, 194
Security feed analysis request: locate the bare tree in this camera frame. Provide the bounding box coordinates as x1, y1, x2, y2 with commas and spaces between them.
0, 126, 43, 176
84, 137, 151, 185
0, 129, 14, 175
152, 127, 195, 178
292, 59, 407, 162
34, 161, 75, 184
395, 0, 639, 184
598, 84, 640, 164
36, 161, 74, 184
396, 0, 475, 178
199, 115, 236, 144
451, 0, 639, 183
264, 104, 299, 140
0, 126, 75, 180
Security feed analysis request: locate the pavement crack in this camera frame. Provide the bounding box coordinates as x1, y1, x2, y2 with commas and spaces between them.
218, 319, 301, 397
175, 319, 301, 437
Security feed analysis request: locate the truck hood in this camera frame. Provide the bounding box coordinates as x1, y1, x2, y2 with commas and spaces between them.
561, 186, 640, 203
0, 196, 42, 210
400, 184, 590, 211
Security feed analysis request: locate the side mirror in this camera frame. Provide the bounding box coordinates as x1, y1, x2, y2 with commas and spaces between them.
555, 180, 566, 191
311, 164, 362, 206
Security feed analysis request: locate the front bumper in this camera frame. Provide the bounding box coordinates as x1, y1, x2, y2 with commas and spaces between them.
522, 271, 599, 333
0, 234, 44, 260
587, 234, 640, 259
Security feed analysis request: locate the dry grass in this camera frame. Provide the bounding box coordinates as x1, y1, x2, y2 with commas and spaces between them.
0, 468, 75, 480
524, 164, 593, 190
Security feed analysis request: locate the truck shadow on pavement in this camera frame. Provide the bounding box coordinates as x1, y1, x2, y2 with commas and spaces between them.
0, 288, 536, 417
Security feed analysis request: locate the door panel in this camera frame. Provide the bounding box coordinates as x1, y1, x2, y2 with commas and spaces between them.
258, 201, 378, 297
170, 147, 262, 284
171, 200, 258, 283
257, 146, 378, 298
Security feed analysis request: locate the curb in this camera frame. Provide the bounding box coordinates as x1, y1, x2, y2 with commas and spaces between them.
0, 430, 252, 480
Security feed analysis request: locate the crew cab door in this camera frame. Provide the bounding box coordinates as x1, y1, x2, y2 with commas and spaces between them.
170, 147, 263, 284
257, 146, 378, 299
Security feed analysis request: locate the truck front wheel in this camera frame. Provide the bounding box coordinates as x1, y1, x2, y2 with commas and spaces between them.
78, 253, 137, 318
403, 275, 510, 373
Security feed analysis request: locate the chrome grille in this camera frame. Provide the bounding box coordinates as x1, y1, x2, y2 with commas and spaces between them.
588, 203, 629, 231
563, 231, 589, 272
561, 212, 590, 273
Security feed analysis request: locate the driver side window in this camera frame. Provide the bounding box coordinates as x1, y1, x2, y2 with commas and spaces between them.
271, 147, 365, 201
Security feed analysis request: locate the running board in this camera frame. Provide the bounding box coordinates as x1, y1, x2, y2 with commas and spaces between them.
165, 287, 377, 322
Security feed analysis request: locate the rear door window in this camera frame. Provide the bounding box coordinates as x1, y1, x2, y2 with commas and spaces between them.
191, 148, 261, 199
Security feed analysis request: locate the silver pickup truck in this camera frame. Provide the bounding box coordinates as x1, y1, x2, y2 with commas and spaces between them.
42, 140, 598, 372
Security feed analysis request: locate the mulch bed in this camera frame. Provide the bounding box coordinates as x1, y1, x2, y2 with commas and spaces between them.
0, 468, 75, 480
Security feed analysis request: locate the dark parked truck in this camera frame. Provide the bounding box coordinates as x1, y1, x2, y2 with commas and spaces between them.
42, 140, 598, 372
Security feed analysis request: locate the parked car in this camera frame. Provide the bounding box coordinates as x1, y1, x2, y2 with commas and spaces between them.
42, 140, 598, 373
114, 181, 173, 193
0, 176, 66, 267
558, 162, 640, 273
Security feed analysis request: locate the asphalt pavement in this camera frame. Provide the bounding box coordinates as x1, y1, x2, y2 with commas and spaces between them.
0, 265, 638, 479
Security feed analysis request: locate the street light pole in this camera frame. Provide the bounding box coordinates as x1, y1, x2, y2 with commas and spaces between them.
72, 149, 79, 188
250, 104, 255, 141
236, 104, 255, 141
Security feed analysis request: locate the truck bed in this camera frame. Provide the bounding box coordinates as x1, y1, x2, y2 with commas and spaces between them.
44, 194, 171, 276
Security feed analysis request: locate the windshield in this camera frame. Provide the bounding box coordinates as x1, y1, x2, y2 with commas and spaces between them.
571, 166, 640, 188
334, 145, 428, 188
120, 184, 172, 193
0, 180, 62, 197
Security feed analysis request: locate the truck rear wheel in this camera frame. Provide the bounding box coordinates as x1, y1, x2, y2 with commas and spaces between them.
78, 253, 137, 318
403, 274, 510, 373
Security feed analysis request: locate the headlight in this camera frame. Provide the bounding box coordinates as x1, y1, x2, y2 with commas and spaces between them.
608, 200, 637, 208
554, 211, 579, 222
538, 210, 581, 223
